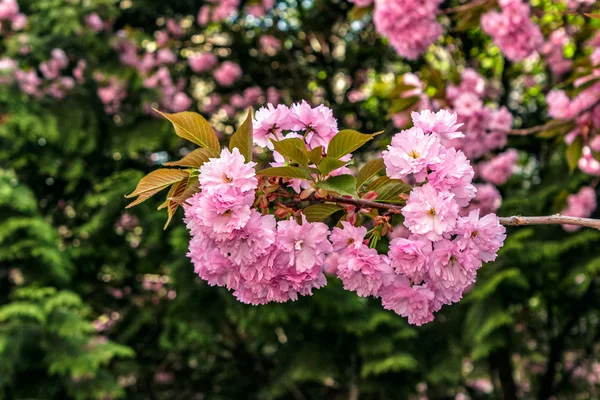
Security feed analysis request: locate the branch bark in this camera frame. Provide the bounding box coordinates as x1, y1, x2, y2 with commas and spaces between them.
321, 197, 600, 230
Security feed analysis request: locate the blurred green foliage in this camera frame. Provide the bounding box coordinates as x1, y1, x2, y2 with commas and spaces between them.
1, 0, 600, 399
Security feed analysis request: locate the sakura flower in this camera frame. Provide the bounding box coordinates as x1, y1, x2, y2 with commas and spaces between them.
388, 237, 432, 282
253, 104, 291, 148
189, 53, 218, 73
213, 61, 242, 86
380, 275, 435, 326
402, 183, 459, 241
276, 217, 333, 273
479, 149, 519, 186
429, 239, 481, 290
455, 210, 506, 263
330, 221, 368, 252
411, 109, 464, 140
336, 245, 394, 297
383, 127, 443, 182
290, 101, 339, 149
199, 148, 258, 195
428, 147, 476, 207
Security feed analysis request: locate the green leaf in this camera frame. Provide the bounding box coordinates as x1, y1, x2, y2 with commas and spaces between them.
356, 159, 385, 188
258, 166, 311, 179
163, 148, 217, 168
271, 138, 309, 166
367, 177, 411, 203
229, 108, 254, 161
584, 13, 600, 20
361, 353, 418, 378
154, 109, 220, 151
302, 204, 343, 222
566, 136, 583, 172
316, 175, 357, 198
318, 157, 348, 176
536, 121, 575, 139
125, 169, 190, 206
389, 96, 420, 114
308, 146, 324, 165
327, 130, 382, 159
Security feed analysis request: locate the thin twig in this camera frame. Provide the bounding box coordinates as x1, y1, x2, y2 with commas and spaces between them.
507, 98, 600, 136
442, 0, 491, 15
317, 196, 600, 229
498, 215, 600, 229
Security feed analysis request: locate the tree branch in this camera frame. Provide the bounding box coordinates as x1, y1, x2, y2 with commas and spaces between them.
442, 0, 491, 15
320, 197, 600, 229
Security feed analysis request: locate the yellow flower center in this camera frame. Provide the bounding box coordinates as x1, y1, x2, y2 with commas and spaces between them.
222, 173, 233, 183
408, 150, 420, 159
428, 208, 436, 217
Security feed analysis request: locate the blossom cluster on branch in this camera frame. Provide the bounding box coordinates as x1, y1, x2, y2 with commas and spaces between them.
128, 105, 507, 325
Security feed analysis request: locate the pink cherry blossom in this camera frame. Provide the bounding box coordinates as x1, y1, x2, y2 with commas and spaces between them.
336, 244, 394, 297
85, 13, 104, 32
276, 217, 333, 273
455, 210, 506, 263
382, 127, 443, 182
428, 147, 476, 207
189, 53, 218, 73
213, 61, 242, 86
402, 183, 459, 241
290, 100, 339, 149
411, 109, 464, 140
253, 104, 291, 148
479, 149, 519, 185
330, 221, 367, 252
380, 275, 435, 326
429, 239, 481, 290
388, 237, 432, 282
199, 148, 258, 195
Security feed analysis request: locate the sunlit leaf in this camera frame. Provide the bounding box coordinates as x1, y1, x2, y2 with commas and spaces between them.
308, 146, 324, 165
566, 136, 583, 173
302, 204, 343, 222
584, 13, 600, 20
229, 108, 253, 161
367, 177, 411, 203
389, 96, 420, 114
271, 138, 309, 166
125, 169, 190, 199
327, 130, 382, 159
356, 159, 385, 188
318, 157, 347, 176
163, 148, 217, 168
154, 109, 220, 151
257, 166, 311, 179
316, 174, 357, 198
163, 178, 188, 229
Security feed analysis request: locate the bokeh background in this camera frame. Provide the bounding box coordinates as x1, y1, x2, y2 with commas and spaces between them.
1, 0, 600, 399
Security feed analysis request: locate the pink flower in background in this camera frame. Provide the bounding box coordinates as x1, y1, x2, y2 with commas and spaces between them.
86, 13, 104, 32
259, 35, 281, 54
383, 127, 443, 182
481, 0, 543, 62
373, 0, 443, 60
561, 187, 597, 232
464, 184, 502, 216
97, 78, 127, 114
189, 53, 218, 73
11, 12, 25, 29
156, 48, 177, 64
0, 0, 19, 20
213, 61, 242, 86
453, 92, 483, 116
402, 183, 459, 241
479, 149, 519, 186
15, 69, 42, 97
73, 60, 86, 83
170, 92, 192, 112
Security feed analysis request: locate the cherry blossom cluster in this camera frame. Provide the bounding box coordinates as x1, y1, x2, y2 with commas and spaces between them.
0, 0, 27, 31
481, 0, 543, 62
560, 186, 597, 232
184, 148, 331, 305
372, 0, 443, 60
182, 106, 506, 325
